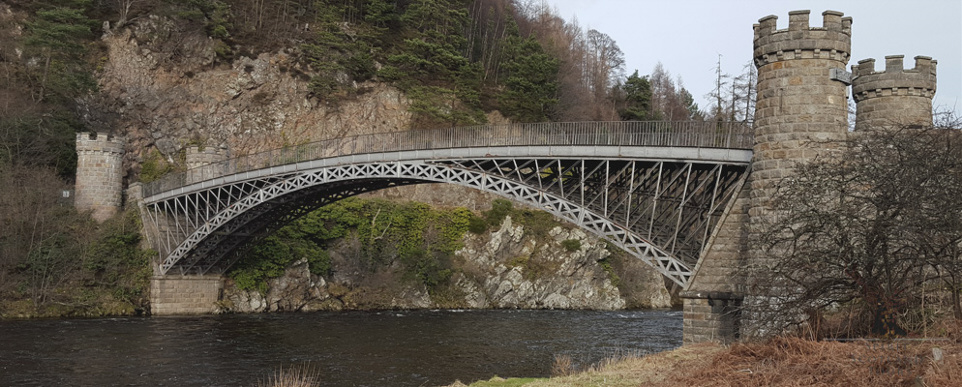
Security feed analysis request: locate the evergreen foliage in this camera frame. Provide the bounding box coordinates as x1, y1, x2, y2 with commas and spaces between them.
229, 198, 474, 294
21, 0, 98, 103
230, 196, 572, 296
619, 70, 654, 121
498, 21, 559, 122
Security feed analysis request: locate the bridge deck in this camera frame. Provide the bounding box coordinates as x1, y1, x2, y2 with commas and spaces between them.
143, 121, 752, 200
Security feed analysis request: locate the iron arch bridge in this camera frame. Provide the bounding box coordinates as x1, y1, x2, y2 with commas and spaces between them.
140, 122, 753, 287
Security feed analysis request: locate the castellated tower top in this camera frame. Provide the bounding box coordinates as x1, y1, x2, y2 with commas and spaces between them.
753, 10, 852, 66
851, 55, 937, 102
76, 131, 125, 155
851, 55, 937, 130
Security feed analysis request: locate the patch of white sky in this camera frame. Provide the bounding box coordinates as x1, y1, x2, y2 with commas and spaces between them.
542, 0, 961, 114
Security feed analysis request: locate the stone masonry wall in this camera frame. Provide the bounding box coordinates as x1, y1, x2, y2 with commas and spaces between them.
185, 145, 231, 184
75, 132, 125, 222
150, 275, 224, 315
750, 10, 851, 225
683, 297, 742, 345
681, 180, 750, 343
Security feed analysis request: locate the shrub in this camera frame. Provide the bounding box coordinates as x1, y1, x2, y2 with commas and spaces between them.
561, 239, 581, 252
467, 214, 488, 234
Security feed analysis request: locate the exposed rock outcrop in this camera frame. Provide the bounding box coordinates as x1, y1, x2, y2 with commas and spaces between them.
85, 17, 412, 178
221, 216, 671, 312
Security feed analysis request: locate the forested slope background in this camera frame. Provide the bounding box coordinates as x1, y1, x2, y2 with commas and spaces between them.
0, 0, 755, 317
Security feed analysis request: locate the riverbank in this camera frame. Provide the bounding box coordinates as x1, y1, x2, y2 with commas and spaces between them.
448, 329, 962, 387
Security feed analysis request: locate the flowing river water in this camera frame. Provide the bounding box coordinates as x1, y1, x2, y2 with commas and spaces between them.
0, 309, 681, 386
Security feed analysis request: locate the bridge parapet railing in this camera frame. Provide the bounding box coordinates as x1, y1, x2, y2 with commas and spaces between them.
143, 121, 752, 197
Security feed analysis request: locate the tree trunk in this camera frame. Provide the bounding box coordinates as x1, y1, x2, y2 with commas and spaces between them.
953, 283, 962, 320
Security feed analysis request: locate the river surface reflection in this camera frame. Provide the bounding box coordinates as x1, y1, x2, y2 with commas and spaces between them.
0, 309, 681, 386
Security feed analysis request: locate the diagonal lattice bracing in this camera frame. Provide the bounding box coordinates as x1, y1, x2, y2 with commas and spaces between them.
144, 155, 747, 286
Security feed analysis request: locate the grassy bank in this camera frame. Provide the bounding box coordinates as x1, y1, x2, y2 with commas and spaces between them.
446, 327, 962, 387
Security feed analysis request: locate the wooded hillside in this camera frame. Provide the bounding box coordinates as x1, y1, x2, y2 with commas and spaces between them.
0, 0, 749, 316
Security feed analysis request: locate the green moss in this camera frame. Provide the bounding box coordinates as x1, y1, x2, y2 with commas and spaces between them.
561, 239, 581, 252
508, 254, 530, 269
139, 149, 173, 183
598, 257, 621, 288
483, 199, 564, 239
486, 199, 513, 227
467, 213, 488, 234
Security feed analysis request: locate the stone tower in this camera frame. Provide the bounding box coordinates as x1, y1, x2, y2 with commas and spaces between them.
744, 10, 853, 335
750, 10, 851, 217
681, 10, 855, 344
185, 145, 231, 184
852, 55, 937, 131
75, 132, 125, 222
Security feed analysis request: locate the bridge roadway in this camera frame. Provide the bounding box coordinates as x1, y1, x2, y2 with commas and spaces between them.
139, 121, 753, 287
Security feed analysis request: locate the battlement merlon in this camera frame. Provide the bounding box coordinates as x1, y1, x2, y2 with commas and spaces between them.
76, 132, 125, 154
753, 10, 852, 67
851, 55, 938, 102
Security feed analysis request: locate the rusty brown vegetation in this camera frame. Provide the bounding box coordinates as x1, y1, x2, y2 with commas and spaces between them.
454, 320, 962, 387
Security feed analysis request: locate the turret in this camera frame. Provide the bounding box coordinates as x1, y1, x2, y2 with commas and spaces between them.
185, 145, 231, 184
852, 55, 937, 130
745, 10, 854, 336
75, 132, 125, 222
750, 10, 852, 223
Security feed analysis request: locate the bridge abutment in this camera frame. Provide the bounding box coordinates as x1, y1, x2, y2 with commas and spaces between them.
681, 292, 743, 344
682, 179, 751, 343
150, 275, 224, 315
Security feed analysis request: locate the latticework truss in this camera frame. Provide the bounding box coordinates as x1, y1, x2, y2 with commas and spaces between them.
143, 154, 748, 287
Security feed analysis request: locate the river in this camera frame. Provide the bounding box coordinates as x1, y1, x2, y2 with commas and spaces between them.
0, 309, 681, 386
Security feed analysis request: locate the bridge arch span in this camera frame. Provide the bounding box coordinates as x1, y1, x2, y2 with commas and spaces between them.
140, 123, 752, 288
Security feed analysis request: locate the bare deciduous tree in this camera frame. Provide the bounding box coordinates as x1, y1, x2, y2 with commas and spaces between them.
748, 124, 962, 336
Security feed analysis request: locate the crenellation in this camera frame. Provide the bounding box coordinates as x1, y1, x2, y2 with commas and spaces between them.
753, 11, 852, 61
885, 55, 904, 72
788, 10, 810, 31
852, 54, 937, 130
822, 10, 844, 31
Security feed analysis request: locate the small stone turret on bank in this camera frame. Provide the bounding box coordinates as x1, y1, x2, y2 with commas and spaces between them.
75, 132, 125, 222
185, 145, 231, 184
852, 55, 937, 130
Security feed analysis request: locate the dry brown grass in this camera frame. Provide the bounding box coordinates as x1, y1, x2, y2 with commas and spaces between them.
498, 344, 725, 387
447, 321, 962, 387
670, 337, 959, 386
256, 364, 321, 387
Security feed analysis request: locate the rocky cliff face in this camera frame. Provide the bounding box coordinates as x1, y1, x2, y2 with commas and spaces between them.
86, 17, 412, 177
221, 216, 671, 312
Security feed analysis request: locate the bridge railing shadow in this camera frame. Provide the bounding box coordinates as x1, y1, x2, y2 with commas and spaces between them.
143, 121, 752, 197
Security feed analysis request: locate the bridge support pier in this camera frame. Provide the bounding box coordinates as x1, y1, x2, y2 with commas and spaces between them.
681, 291, 743, 344
150, 275, 224, 315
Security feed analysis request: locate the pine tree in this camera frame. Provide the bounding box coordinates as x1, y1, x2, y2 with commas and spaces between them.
619, 70, 653, 121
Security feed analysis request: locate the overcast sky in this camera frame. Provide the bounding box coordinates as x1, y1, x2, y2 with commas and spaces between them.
543, 0, 962, 114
